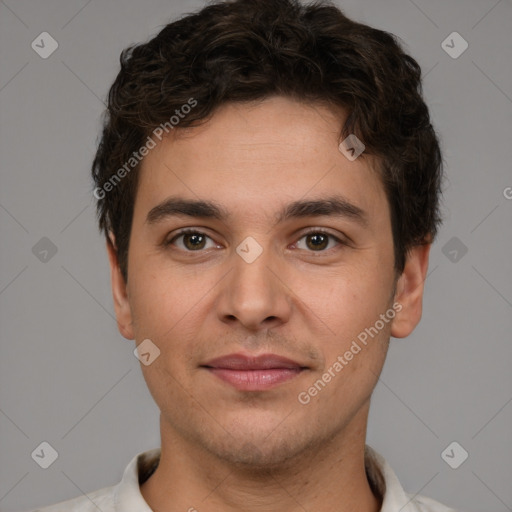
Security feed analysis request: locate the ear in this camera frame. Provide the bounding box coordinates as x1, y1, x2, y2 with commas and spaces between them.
106, 234, 134, 340
390, 243, 431, 339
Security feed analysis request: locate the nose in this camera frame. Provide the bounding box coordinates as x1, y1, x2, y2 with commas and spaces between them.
216, 244, 292, 332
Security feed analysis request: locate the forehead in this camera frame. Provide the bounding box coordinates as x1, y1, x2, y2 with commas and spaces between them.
134, 97, 387, 226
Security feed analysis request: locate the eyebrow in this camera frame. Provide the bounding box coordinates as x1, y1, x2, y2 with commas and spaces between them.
145, 195, 368, 227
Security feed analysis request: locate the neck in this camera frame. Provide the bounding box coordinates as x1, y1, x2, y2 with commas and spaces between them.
141, 407, 382, 512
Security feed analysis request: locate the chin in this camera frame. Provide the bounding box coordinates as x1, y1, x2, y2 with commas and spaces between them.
209, 439, 303, 471
197, 420, 326, 473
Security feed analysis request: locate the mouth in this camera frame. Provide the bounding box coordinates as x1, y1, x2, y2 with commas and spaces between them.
201, 353, 307, 391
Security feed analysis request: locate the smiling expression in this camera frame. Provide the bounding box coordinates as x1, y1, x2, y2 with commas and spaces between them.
108, 96, 427, 468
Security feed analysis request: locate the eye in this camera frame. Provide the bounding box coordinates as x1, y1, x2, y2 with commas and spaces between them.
166, 229, 218, 251
294, 230, 344, 252
165, 228, 346, 253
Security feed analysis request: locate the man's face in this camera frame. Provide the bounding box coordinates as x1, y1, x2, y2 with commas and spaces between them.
109, 97, 423, 468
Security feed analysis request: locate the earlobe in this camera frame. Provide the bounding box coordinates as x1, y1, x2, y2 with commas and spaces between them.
390, 243, 431, 339
106, 234, 134, 340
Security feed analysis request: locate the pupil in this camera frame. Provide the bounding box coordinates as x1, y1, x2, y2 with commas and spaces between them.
185, 233, 205, 250
308, 234, 328, 250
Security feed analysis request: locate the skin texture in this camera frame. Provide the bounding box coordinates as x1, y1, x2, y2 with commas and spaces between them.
107, 96, 431, 512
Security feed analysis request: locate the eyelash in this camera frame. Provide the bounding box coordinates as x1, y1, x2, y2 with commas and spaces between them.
164, 228, 347, 253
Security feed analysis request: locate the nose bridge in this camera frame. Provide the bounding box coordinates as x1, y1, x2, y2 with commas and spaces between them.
217, 237, 291, 329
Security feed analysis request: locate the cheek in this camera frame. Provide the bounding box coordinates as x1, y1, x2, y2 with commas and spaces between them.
128, 267, 211, 386
299, 307, 391, 417
139, 359, 192, 425
128, 264, 203, 338
308, 269, 392, 338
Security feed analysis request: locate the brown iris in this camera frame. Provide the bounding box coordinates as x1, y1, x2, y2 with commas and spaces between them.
305, 233, 329, 251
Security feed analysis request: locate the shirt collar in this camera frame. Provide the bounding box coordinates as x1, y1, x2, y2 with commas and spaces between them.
113, 448, 159, 511
113, 445, 421, 511
365, 445, 424, 511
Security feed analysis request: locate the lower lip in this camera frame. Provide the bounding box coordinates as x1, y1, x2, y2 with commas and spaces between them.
205, 368, 303, 391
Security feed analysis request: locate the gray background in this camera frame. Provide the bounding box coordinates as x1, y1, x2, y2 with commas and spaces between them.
1, 0, 511, 511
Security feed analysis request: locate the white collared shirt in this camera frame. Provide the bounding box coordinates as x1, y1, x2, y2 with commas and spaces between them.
28, 446, 459, 511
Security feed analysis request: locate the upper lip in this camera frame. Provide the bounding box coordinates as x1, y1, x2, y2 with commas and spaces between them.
202, 353, 305, 370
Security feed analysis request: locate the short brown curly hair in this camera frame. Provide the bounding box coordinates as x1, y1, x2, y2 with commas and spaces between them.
92, 0, 443, 282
